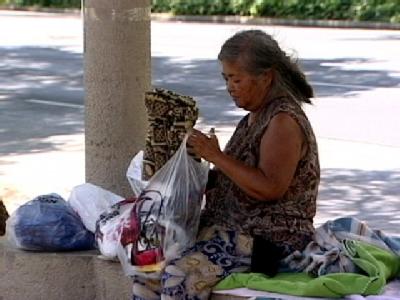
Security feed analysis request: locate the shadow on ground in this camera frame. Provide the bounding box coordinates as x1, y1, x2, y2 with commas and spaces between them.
316, 168, 400, 235
1, 45, 400, 156
0, 46, 84, 156
153, 55, 400, 126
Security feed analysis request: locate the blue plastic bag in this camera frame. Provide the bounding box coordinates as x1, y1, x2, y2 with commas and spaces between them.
6, 193, 95, 251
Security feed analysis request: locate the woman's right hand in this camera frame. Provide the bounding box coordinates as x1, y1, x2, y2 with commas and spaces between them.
187, 129, 222, 163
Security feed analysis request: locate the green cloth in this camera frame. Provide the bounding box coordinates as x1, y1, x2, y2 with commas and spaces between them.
214, 240, 400, 298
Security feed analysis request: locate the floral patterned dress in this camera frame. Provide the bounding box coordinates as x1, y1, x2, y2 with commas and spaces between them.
201, 96, 320, 251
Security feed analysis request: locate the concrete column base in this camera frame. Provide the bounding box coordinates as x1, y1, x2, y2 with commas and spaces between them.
0, 238, 132, 300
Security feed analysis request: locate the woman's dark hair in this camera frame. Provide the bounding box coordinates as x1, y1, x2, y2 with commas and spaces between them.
218, 30, 313, 104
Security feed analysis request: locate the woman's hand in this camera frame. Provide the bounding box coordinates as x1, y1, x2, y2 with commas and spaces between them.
187, 129, 222, 163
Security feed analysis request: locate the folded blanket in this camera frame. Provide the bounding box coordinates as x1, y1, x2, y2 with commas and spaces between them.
214, 279, 400, 300
214, 217, 400, 298
283, 217, 400, 277
215, 240, 399, 298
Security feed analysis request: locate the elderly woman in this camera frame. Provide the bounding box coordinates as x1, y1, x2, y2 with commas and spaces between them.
133, 29, 320, 300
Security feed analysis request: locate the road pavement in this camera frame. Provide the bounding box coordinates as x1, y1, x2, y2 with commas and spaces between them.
1, 11, 400, 234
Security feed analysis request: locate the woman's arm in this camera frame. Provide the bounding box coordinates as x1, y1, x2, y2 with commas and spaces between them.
188, 113, 305, 201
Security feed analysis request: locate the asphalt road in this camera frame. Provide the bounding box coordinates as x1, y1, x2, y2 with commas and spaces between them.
1, 10, 400, 234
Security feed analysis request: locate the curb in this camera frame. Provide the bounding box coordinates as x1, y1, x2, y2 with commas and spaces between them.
151, 13, 400, 31
1, 6, 399, 30
0, 5, 80, 14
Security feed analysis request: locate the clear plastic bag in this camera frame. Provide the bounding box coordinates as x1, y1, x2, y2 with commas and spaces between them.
120, 134, 209, 277
68, 183, 123, 233
6, 194, 95, 251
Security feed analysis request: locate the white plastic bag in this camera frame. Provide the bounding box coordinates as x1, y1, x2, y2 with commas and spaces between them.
68, 183, 123, 233
120, 134, 209, 277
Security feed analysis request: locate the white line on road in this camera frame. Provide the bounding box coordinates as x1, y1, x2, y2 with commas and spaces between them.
312, 81, 373, 89
26, 99, 84, 109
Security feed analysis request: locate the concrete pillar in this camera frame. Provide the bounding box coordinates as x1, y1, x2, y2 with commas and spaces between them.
83, 0, 151, 197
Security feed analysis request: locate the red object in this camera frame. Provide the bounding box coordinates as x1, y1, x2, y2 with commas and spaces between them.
119, 195, 165, 266
119, 198, 140, 247
134, 248, 163, 266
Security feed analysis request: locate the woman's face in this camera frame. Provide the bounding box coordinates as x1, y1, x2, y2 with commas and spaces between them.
220, 59, 271, 112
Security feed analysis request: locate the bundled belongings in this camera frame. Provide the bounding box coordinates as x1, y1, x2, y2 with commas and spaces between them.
0, 199, 9, 236
143, 88, 199, 180
98, 135, 209, 278
6, 193, 95, 251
